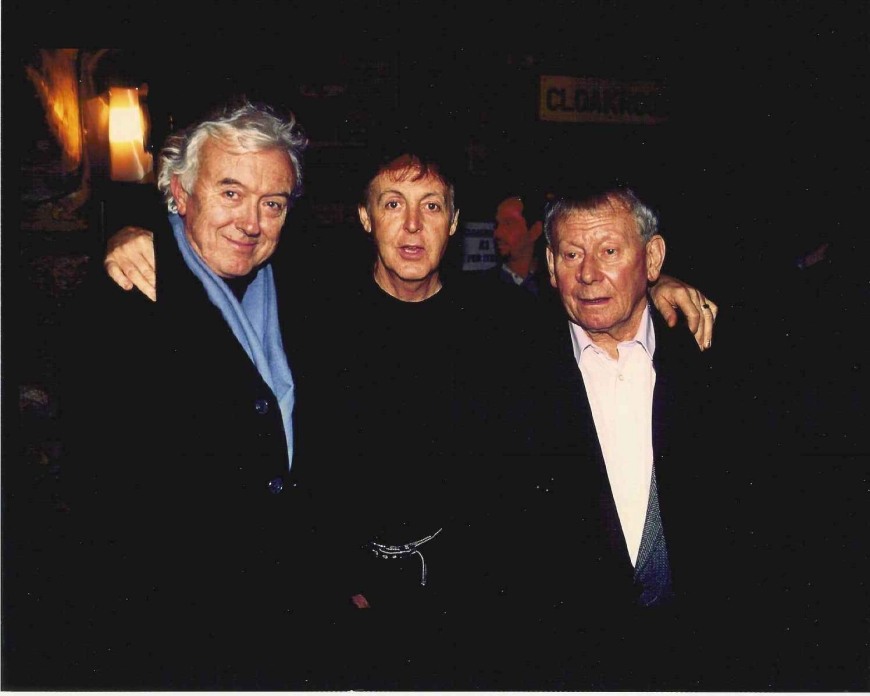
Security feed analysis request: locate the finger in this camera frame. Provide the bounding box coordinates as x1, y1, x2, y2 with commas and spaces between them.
104, 260, 134, 291
698, 296, 718, 350
689, 289, 703, 341
695, 297, 711, 350
351, 594, 370, 609
650, 291, 680, 328
706, 297, 719, 322
679, 290, 702, 336
119, 259, 157, 302
133, 252, 157, 289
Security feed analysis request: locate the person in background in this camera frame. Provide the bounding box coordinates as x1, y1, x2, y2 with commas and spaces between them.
491, 192, 551, 298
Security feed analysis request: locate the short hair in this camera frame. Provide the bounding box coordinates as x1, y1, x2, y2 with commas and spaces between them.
157, 101, 308, 214
543, 182, 659, 247
358, 133, 460, 220
498, 189, 548, 227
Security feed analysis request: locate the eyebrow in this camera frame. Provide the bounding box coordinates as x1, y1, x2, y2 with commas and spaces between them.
217, 178, 292, 199
377, 189, 445, 203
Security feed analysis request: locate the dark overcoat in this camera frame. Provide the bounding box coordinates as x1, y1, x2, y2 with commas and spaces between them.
57, 213, 340, 689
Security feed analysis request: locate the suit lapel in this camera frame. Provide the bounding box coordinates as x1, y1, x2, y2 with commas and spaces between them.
647, 313, 714, 597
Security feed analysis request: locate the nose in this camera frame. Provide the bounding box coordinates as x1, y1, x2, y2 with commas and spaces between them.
404, 207, 422, 234
237, 201, 261, 237
578, 256, 601, 284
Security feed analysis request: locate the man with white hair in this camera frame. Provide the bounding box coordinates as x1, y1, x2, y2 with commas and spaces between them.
59, 102, 335, 689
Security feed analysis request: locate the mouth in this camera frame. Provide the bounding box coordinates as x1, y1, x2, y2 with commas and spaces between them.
224, 236, 258, 252
579, 297, 610, 306
398, 245, 425, 259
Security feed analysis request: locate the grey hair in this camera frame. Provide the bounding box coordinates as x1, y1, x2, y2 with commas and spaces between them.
543, 186, 659, 247
157, 102, 308, 214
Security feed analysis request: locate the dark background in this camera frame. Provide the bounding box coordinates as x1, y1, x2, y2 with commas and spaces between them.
9, 0, 868, 296
4, 0, 868, 689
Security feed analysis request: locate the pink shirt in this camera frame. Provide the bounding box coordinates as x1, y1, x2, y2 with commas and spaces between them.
568, 305, 656, 566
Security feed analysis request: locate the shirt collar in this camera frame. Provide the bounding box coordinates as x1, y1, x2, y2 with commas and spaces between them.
569, 302, 656, 365
501, 263, 528, 286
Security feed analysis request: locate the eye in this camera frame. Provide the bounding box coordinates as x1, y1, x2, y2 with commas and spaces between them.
223, 190, 239, 200
564, 252, 578, 260
604, 248, 617, 255
265, 200, 286, 213
425, 202, 442, 212
385, 200, 400, 210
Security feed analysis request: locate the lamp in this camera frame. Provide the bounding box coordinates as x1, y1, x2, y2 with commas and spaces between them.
108, 86, 153, 182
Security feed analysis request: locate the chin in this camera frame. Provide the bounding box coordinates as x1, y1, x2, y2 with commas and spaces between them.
571, 315, 609, 331
395, 266, 434, 282
222, 265, 255, 279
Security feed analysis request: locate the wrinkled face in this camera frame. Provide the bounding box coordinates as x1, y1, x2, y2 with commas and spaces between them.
358, 159, 458, 294
171, 138, 295, 278
493, 197, 533, 260
546, 202, 665, 345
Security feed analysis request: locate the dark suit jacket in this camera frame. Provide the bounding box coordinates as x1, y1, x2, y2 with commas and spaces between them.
481, 305, 747, 689
57, 214, 339, 689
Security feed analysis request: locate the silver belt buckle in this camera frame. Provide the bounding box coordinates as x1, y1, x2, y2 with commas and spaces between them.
370, 528, 443, 586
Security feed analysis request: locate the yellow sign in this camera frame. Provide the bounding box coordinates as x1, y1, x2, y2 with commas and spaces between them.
539, 75, 667, 124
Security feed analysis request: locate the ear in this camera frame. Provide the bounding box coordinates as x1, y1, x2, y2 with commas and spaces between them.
546, 246, 558, 288
448, 209, 461, 237
645, 235, 666, 283
358, 205, 373, 234
170, 175, 189, 215
529, 220, 543, 242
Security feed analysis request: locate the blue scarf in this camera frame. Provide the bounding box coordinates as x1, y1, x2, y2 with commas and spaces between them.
170, 214, 295, 470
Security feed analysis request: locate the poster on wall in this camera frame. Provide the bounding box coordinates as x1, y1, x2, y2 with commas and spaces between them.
539, 75, 668, 124
462, 222, 498, 271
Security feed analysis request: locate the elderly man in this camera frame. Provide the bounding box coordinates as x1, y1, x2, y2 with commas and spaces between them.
57, 102, 337, 689
486, 182, 746, 689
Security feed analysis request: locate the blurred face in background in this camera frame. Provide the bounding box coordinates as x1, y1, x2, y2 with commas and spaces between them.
494, 197, 540, 263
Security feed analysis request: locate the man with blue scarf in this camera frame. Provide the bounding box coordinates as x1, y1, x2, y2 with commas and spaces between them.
58, 102, 338, 689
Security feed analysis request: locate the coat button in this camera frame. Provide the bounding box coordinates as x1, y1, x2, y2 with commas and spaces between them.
267, 477, 284, 494
254, 399, 269, 415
